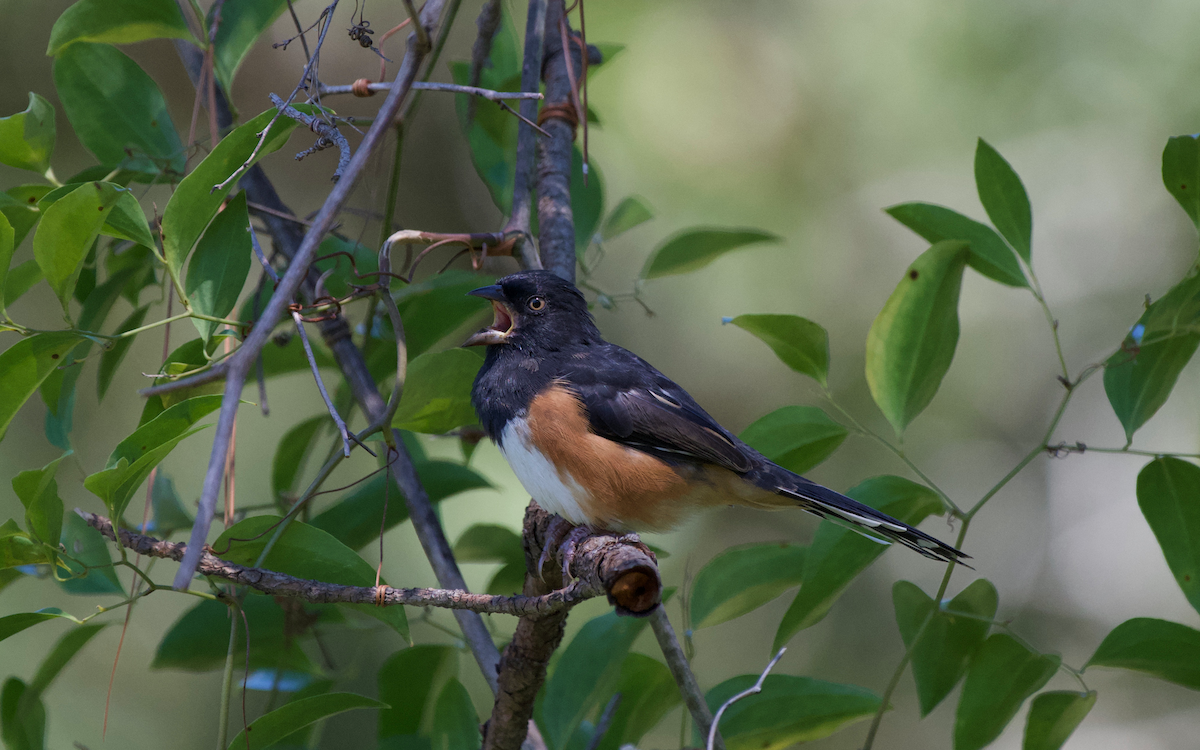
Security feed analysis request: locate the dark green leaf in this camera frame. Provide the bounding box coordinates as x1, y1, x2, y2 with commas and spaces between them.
1136, 457, 1200, 615
2, 185, 53, 249
865, 240, 970, 435
1103, 272, 1200, 442
209, 0, 288, 95
1023, 691, 1096, 750
271, 416, 328, 502
0, 213, 14, 320
893, 578, 998, 716
0, 569, 22, 596
0, 93, 54, 174
97, 304, 150, 400
454, 524, 524, 565
0, 519, 51, 570
739, 406, 847, 475
32, 182, 124, 313
226, 693, 387, 750
430, 679, 480, 750
47, 0, 195, 55
572, 147, 604, 251
600, 196, 653, 242
1163, 134, 1200, 232
485, 562, 526, 595
955, 634, 1060, 750
1086, 617, 1200, 690
312, 461, 490, 550
1, 677, 45, 750
104, 243, 158, 305
886, 203, 1026, 288
161, 108, 309, 279
28, 623, 105, 697
0, 333, 83, 442
590, 43, 625, 67
773, 476, 942, 650
595, 653, 679, 750
642, 228, 778, 280
12, 452, 69, 555
5, 261, 43, 311
690, 542, 806, 629
394, 270, 491, 360
378, 645, 459, 738
83, 394, 223, 520
729, 314, 830, 385
256, 328, 337, 378
394, 349, 483, 434
148, 470, 192, 534
214, 516, 408, 637
186, 191, 252, 342
53, 43, 184, 177
974, 139, 1032, 263
541, 611, 651, 750
703, 674, 880, 750
153, 596, 318, 673
57, 512, 122, 594
0, 609, 80, 644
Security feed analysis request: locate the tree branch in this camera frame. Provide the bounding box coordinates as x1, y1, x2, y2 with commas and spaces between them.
467, 0, 503, 122
501, 0, 547, 271
534, 0, 580, 282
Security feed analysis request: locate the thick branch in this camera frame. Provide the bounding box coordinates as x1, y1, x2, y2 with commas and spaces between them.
502, 0, 547, 271
534, 0, 578, 283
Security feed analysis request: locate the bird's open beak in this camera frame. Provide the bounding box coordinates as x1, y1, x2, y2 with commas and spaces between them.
463, 285, 516, 346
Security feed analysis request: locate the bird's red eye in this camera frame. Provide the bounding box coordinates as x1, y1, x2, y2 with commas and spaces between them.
528, 296, 546, 311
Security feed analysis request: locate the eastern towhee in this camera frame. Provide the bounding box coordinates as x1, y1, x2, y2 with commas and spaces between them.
464, 271, 967, 572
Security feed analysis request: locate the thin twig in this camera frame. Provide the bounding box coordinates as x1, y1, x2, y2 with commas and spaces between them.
502, 0, 548, 270
650, 606, 723, 750
466, 0, 503, 122
401, 0, 431, 51
269, 93, 351, 181
587, 695, 622, 750
707, 649, 786, 750
319, 81, 543, 100
291, 310, 352, 457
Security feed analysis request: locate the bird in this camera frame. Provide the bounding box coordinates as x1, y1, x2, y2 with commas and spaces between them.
463, 270, 967, 577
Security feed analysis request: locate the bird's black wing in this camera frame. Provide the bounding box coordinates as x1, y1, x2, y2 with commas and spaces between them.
559, 345, 753, 473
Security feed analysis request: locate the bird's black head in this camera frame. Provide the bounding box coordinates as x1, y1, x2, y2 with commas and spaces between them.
462, 270, 600, 351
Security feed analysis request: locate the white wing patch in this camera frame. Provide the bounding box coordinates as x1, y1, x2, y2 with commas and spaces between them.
498, 418, 592, 525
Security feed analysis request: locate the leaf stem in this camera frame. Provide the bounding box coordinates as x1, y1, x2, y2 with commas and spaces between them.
861, 611, 933, 750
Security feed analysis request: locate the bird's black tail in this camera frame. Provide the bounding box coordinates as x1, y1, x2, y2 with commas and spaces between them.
763, 467, 969, 566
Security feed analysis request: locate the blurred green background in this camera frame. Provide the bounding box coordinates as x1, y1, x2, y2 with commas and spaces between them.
3, 0, 1200, 748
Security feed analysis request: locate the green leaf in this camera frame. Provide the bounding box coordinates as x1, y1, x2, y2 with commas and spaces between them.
541, 611, 652, 750
5, 261, 43, 311
394, 349, 483, 433
0, 93, 55, 173
955, 634, 1060, 750
97, 304, 150, 400
1136, 457, 1200, 615
226, 693, 387, 750
893, 578, 998, 716
600, 196, 653, 241
32, 182, 124, 313
1103, 272, 1200, 441
430, 679, 480, 750
703, 674, 880, 750
0, 520, 52, 570
974, 139, 1033, 263
486, 562, 526, 596
209, 0, 288, 95
214, 516, 408, 638
453, 524, 524, 565
729, 314, 829, 386
1163, 134, 1200, 233
1023, 691, 1096, 750
47, 0, 195, 54
311, 461, 490, 550
773, 476, 942, 650
53, 43, 184, 177
161, 108, 309, 278
739, 406, 847, 475
572, 147, 604, 251
0, 333, 83, 442
0, 609, 81, 644
101, 190, 155, 248
271, 416, 328, 502
393, 270, 492, 360
83, 394, 223, 520
378, 645, 458, 738
865, 240, 970, 435
1087, 617, 1200, 689
0, 213, 14, 320
104, 243, 158, 305
690, 542, 806, 629
1, 677, 45, 750
642, 228, 778, 280
12, 453, 70, 557
595, 653, 679, 750
57, 512, 122, 594
186, 191, 252, 342
885, 203, 1027, 288
2, 185, 53, 250
153, 596, 318, 673
148, 470, 192, 534
28, 623, 105, 697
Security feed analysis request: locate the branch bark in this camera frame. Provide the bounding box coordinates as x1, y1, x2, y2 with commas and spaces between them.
501, 0, 547, 271
534, 0, 578, 283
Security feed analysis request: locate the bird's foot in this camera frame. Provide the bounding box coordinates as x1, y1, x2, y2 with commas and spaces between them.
556, 525, 594, 585
537, 516, 585, 586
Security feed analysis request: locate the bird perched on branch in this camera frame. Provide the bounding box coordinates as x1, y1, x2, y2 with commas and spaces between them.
464, 270, 967, 578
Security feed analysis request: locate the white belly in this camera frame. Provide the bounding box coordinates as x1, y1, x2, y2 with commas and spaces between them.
498, 418, 591, 525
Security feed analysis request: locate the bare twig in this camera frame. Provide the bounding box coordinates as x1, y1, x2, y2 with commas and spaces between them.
467, 0, 503, 122
291, 310, 352, 456
401, 0, 431, 51
319, 80, 543, 101
535, 0, 578, 282
587, 694, 622, 750
502, 0, 548, 270
248, 222, 280, 284
706, 648, 786, 750
269, 93, 351, 180
651, 606, 724, 750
